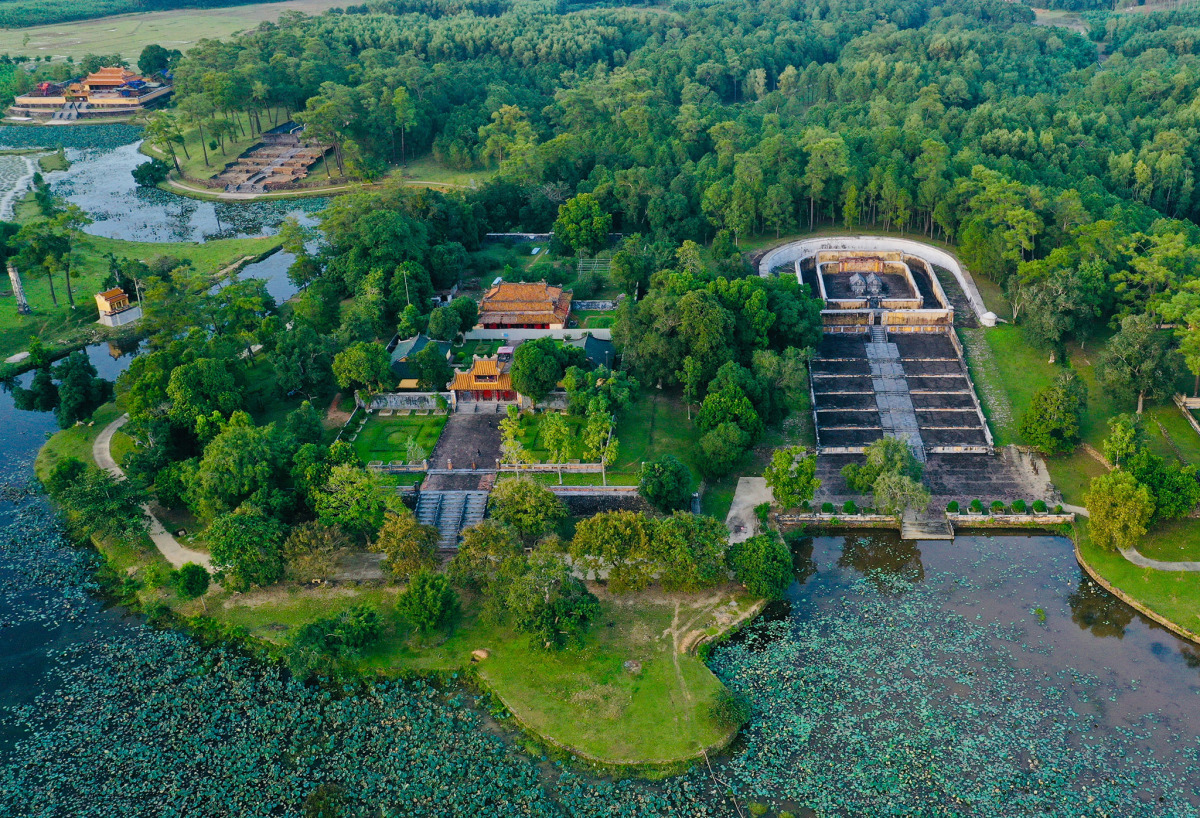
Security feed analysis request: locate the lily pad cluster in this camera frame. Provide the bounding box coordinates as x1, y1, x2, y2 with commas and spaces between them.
3, 466, 1200, 817
706, 535, 1200, 817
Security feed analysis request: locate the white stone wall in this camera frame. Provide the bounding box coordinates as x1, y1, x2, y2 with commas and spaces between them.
759, 236, 991, 322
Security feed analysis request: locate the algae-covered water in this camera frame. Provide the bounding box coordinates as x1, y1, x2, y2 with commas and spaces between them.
0, 124, 326, 242
0, 126, 1197, 818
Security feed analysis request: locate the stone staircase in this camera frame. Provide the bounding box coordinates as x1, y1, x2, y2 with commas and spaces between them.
869, 324, 887, 344
416, 490, 489, 549
900, 509, 954, 540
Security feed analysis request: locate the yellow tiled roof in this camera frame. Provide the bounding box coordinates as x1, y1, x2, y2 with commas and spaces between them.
450, 372, 512, 391
480, 281, 572, 320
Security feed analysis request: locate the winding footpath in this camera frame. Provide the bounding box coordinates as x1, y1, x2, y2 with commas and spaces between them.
94, 414, 213, 570
1061, 502, 1200, 572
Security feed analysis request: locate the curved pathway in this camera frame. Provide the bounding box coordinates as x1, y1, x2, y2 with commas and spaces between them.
94, 414, 213, 570
1063, 502, 1200, 572
757, 235, 992, 322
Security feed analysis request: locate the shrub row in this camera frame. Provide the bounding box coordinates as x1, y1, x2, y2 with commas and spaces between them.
947, 499, 1061, 514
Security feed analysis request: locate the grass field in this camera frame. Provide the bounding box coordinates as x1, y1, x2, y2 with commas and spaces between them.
1075, 520, 1200, 638
398, 153, 494, 190
351, 413, 447, 464
0, 227, 277, 364
0, 0, 347, 61
33, 400, 122, 481
187, 564, 748, 766
357, 588, 742, 766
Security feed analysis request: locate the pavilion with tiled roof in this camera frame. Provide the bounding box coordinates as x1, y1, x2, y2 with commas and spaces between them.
477, 281, 572, 329
449, 358, 517, 402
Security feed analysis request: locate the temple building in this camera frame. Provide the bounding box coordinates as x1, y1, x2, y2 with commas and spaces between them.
95, 287, 142, 327
388, 334, 451, 389
9, 68, 173, 121
477, 281, 572, 329
449, 358, 517, 402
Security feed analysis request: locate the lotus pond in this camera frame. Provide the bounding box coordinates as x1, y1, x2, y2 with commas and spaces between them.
2, 311, 1200, 816
0, 124, 327, 242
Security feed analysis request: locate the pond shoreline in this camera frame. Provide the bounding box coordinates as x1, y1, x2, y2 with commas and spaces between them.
1073, 536, 1200, 647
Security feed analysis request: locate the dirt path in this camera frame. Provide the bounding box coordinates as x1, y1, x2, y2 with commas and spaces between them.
325, 392, 353, 429
94, 414, 213, 570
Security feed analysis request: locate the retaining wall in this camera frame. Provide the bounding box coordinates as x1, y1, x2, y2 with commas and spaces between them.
761, 236, 989, 321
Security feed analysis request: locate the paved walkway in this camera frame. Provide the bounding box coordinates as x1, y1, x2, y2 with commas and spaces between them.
94, 414, 213, 570
724, 477, 772, 544
1060, 502, 1200, 572
1119, 548, 1200, 572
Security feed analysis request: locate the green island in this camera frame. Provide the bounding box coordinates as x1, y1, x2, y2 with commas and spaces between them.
4, 0, 1200, 813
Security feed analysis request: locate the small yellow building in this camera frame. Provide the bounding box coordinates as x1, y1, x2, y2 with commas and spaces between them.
95, 288, 130, 315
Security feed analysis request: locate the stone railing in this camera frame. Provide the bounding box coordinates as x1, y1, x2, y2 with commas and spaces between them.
367, 392, 452, 412
947, 512, 1074, 525
573, 298, 622, 310
776, 512, 899, 526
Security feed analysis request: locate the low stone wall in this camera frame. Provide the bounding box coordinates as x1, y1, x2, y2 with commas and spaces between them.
776, 511, 1075, 529
948, 512, 1074, 526
556, 491, 648, 516
777, 513, 899, 528
368, 392, 451, 412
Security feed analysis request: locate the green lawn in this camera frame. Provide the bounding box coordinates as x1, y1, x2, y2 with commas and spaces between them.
1045, 449, 1108, 507
0, 228, 278, 364
1076, 520, 1200, 637
359, 590, 741, 766
208, 585, 403, 638
399, 153, 495, 189
34, 401, 123, 482
351, 413, 447, 464
517, 411, 589, 462
449, 339, 502, 365
1135, 519, 1200, 562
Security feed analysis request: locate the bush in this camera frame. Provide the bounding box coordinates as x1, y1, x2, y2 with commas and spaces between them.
1012, 499, 1027, 513
800, 500, 810, 511
708, 687, 752, 731
842, 500, 857, 514
293, 605, 383, 657
754, 502, 771, 528
637, 454, 693, 512
131, 157, 171, 187
398, 570, 458, 634
946, 500, 959, 513
821, 502, 834, 513
1032, 500, 1047, 513
171, 563, 210, 600
991, 500, 1005, 513
727, 534, 794, 600
1054, 504, 1063, 514
970, 499, 984, 513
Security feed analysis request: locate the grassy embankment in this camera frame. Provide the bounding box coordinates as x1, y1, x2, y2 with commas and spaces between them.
957, 271, 1200, 643
0, 229, 277, 367
34, 401, 170, 584
204, 581, 751, 768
